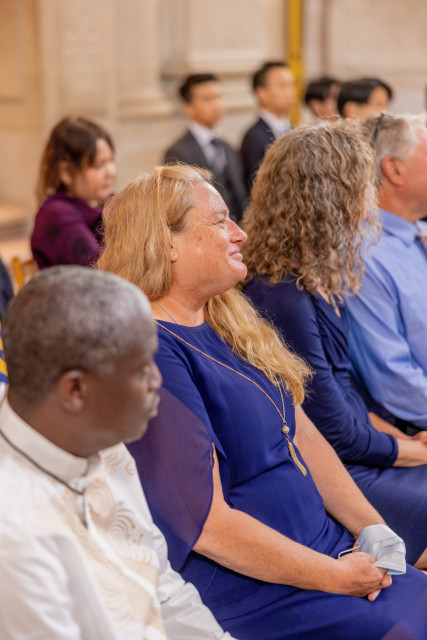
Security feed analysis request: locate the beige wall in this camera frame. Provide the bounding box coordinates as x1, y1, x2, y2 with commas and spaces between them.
0, 0, 426, 230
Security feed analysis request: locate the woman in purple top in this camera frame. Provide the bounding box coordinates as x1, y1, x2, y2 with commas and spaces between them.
31, 117, 116, 269
243, 121, 427, 569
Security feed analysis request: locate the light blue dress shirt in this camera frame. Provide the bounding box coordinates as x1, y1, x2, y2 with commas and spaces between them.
346, 209, 427, 428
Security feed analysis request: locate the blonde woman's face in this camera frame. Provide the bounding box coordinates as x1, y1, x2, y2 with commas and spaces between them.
170, 182, 248, 300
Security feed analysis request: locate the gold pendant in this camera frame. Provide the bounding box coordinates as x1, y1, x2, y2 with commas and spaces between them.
287, 440, 307, 477
281, 424, 290, 435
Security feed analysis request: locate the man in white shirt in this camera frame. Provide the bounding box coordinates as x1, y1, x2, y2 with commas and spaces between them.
164, 73, 247, 222
0, 266, 235, 640
240, 61, 296, 189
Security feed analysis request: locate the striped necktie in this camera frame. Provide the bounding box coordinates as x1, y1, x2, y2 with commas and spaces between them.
415, 225, 427, 255
209, 137, 227, 174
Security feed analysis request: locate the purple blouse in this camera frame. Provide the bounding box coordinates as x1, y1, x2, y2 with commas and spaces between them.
31, 193, 104, 269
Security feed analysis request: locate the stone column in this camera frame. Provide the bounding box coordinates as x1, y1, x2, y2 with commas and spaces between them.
117, 0, 173, 119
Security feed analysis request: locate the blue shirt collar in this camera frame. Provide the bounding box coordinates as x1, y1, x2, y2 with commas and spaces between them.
379, 208, 418, 247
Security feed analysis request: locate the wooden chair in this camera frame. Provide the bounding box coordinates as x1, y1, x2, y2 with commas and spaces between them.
10, 255, 37, 290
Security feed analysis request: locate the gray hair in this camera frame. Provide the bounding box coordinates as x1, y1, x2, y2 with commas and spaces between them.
3, 266, 152, 406
362, 113, 424, 185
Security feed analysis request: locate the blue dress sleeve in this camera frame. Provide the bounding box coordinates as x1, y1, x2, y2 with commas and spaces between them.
127, 330, 229, 572
247, 280, 397, 467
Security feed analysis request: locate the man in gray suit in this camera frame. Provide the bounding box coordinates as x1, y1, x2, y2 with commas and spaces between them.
164, 74, 247, 222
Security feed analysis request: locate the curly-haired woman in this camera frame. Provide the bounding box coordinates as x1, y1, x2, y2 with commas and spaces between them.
243, 120, 427, 569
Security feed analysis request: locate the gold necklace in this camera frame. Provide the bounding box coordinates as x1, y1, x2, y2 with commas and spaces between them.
155, 320, 307, 477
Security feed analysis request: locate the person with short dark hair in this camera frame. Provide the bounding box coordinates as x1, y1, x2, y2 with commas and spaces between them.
0, 265, 236, 640
304, 75, 341, 121
31, 116, 117, 269
337, 77, 393, 119
164, 74, 246, 222
240, 60, 296, 188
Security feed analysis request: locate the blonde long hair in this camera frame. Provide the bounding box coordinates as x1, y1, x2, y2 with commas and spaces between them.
242, 120, 379, 299
98, 164, 310, 404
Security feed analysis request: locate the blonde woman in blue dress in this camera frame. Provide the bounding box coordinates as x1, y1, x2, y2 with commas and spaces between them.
98, 162, 427, 640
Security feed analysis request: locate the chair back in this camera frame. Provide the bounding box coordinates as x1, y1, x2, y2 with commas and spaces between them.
11, 256, 37, 290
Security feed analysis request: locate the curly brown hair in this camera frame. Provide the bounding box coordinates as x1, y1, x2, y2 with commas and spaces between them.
242, 120, 378, 299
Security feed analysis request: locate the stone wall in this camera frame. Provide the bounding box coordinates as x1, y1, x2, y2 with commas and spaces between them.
0, 0, 425, 226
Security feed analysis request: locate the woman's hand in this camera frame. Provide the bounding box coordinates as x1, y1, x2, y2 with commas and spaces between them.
331, 552, 392, 601
413, 431, 427, 444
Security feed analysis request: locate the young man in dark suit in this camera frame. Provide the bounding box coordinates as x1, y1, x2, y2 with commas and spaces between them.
164, 74, 247, 222
240, 61, 296, 189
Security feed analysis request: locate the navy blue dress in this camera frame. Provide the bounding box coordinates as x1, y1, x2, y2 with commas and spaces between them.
245, 276, 427, 566
128, 319, 427, 640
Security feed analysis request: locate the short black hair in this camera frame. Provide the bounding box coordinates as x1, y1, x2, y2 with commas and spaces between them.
179, 73, 220, 103
3, 266, 150, 407
252, 61, 288, 92
337, 78, 393, 116
304, 76, 340, 104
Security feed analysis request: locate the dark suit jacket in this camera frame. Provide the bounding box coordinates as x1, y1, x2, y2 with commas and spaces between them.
164, 130, 247, 222
0, 259, 13, 320
240, 118, 276, 190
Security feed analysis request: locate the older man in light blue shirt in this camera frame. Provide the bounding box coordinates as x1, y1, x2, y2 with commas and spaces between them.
346, 114, 427, 429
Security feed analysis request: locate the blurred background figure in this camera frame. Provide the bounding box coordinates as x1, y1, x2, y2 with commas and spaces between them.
304, 75, 341, 122
31, 117, 116, 269
240, 61, 296, 189
337, 77, 393, 119
0, 258, 14, 405
164, 73, 246, 222
0, 258, 13, 320
0, 327, 7, 405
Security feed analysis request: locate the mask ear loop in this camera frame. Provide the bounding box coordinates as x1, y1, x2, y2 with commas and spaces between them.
338, 544, 361, 558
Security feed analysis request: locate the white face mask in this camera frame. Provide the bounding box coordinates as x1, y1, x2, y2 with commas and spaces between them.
358, 524, 406, 575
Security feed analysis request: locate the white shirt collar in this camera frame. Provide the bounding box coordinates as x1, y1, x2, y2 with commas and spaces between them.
259, 109, 291, 139
0, 400, 100, 485
189, 121, 220, 149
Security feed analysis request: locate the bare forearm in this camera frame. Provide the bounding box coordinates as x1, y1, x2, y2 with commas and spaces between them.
368, 412, 411, 440
294, 406, 384, 538
193, 449, 386, 598
369, 412, 427, 466
194, 501, 387, 598
195, 502, 338, 590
